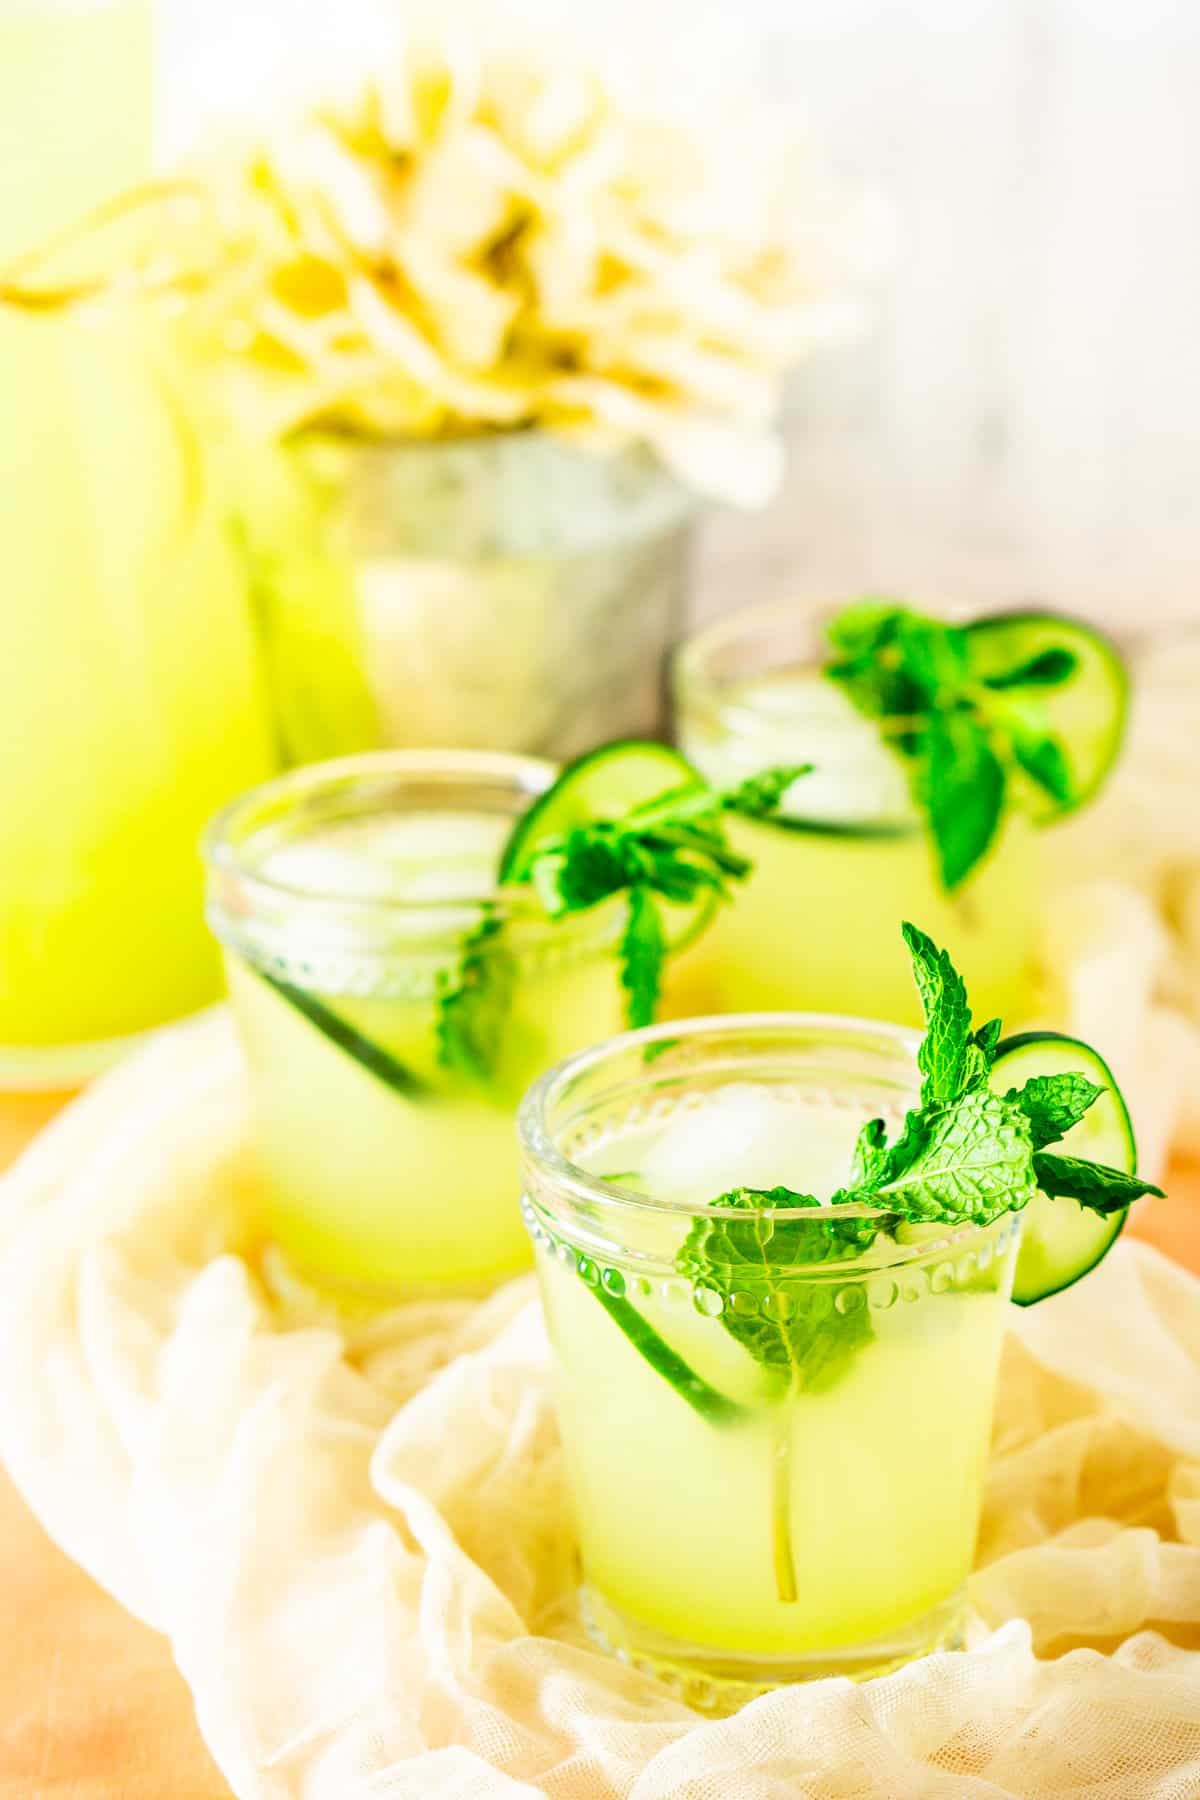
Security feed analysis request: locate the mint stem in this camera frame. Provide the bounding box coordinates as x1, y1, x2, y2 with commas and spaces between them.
257, 971, 427, 1098
587, 1282, 742, 1426
771, 1379, 799, 1604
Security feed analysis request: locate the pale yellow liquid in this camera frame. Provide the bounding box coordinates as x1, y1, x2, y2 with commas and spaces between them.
533, 1088, 1017, 1677
0, 1, 152, 266
0, 3, 278, 1074
671, 669, 1039, 1029
224, 812, 625, 1294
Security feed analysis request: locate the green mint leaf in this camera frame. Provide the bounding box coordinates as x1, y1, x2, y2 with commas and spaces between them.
901, 919, 977, 1103
961, 1017, 1004, 1092
826, 609, 926, 749
530, 828, 630, 914
843, 1103, 930, 1202
923, 709, 1006, 890
528, 820, 736, 917
721, 1187, 882, 1255
1010, 1072, 1105, 1149
435, 914, 516, 1082
619, 886, 666, 1029
638, 821, 751, 883
825, 598, 909, 662
848, 1116, 892, 1188
1009, 721, 1075, 806
677, 1187, 878, 1387
720, 764, 812, 821
981, 646, 1078, 690
1032, 1152, 1165, 1214
893, 615, 971, 696
858, 1087, 1038, 1226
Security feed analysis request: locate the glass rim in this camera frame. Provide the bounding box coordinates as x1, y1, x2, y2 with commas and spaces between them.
673, 600, 925, 835
674, 595, 1131, 710
519, 1009, 993, 1234
203, 747, 560, 921
673, 599, 831, 741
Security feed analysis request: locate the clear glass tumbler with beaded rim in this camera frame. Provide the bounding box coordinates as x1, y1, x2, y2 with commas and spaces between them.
519, 1010, 1021, 1709
205, 749, 629, 1300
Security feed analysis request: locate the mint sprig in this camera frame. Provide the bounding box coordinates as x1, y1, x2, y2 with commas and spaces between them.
823, 922, 1161, 1231
434, 763, 808, 1075
824, 601, 1088, 889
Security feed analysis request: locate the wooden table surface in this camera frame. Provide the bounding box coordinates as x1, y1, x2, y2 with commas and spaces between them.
0, 1096, 1197, 1799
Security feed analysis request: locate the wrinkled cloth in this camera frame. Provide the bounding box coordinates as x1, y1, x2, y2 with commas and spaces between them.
1042, 630, 1200, 1183
1, 1012, 1199, 1800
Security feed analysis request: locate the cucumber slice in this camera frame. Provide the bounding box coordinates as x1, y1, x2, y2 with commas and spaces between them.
499, 739, 703, 881
966, 611, 1129, 820
255, 970, 428, 1097
992, 1030, 1134, 1305
498, 738, 718, 952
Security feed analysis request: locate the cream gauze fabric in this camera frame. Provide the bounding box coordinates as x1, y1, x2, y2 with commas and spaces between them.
1, 1011, 1199, 1800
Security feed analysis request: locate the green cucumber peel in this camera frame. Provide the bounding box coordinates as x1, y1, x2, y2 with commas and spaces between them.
256, 970, 427, 1098
587, 1281, 743, 1427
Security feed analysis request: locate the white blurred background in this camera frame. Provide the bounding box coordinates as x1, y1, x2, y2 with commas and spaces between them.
161, 0, 1200, 631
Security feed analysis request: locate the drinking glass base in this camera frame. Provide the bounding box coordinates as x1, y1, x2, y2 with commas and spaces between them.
580, 1584, 967, 1714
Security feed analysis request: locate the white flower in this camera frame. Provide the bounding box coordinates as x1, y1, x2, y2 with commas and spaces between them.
182, 26, 851, 504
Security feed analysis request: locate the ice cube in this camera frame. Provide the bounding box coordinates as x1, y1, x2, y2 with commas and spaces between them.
257, 811, 507, 902
258, 834, 394, 900
639, 1083, 817, 1205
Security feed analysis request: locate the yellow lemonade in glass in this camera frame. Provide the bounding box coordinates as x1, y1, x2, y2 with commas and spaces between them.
520, 1015, 1019, 1704
0, 0, 278, 1082
205, 752, 628, 1297
669, 605, 1039, 1028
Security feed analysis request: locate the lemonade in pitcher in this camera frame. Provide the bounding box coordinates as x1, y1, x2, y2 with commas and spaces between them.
0, 0, 278, 1082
